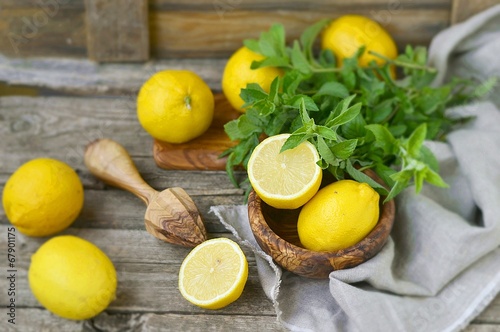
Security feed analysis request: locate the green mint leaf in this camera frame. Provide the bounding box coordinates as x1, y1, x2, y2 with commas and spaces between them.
372, 98, 395, 123
330, 139, 358, 159
345, 160, 389, 195
326, 102, 362, 128
390, 169, 413, 183
282, 70, 303, 95
300, 18, 330, 63
420, 144, 439, 172
384, 180, 407, 203
258, 24, 286, 57
289, 95, 319, 112
291, 40, 312, 75
225, 153, 239, 187
319, 49, 336, 66
341, 113, 367, 139
256, 100, 276, 117
314, 81, 349, 99
281, 132, 311, 152
325, 94, 357, 124
374, 163, 396, 188
389, 124, 407, 137
406, 123, 427, 157
425, 168, 449, 188
250, 57, 290, 69
315, 126, 337, 141
317, 136, 338, 167
365, 124, 397, 154
243, 39, 261, 53
299, 99, 312, 124
268, 76, 281, 105
236, 114, 262, 137
224, 119, 243, 141
414, 168, 425, 193
240, 85, 268, 106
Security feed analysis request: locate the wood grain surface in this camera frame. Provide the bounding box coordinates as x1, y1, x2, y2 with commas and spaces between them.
0, 94, 499, 330
0, 0, 463, 59
84, 0, 149, 62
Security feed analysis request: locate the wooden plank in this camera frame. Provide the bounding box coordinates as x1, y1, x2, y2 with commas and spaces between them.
84, 0, 149, 62
464, 324, 500, 332
0, 309, 283, 331
0, 226, 275, 314
0, 3, 451, 59
0, 186, 244, 233
0, 55, 226, 94
0, 6, 86, 58
451, 0, 499, 24
150, 9, 450, 58
0, 95, 247, 185
150, 0, 451, 10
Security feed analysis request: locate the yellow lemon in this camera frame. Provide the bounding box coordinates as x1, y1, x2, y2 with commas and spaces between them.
222, 46, 283, 112
2, 158, 84, 237
137, 70, 214, 143
178, 237, 248, 309
247, 134, 322, 209
28, 235, 117, 320
298, 179, 380, 252
321, 15, 397, 72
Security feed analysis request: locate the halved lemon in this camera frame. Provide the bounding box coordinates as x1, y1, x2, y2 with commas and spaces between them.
178, 238, 248, 310
247, 133, 322, 209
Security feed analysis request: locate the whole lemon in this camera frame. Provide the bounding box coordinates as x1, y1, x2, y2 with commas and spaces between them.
222, 46, 283, 112
2, 158, 84, 237
137, 70, 214, 143
297, 179, 380, 252
321, 15, 397, 69
28, 235, 117, 320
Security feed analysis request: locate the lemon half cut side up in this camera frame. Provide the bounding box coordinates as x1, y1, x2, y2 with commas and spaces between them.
247, 134, 322, 210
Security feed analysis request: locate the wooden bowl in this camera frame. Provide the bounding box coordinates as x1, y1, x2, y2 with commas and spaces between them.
247, 169, 396, 279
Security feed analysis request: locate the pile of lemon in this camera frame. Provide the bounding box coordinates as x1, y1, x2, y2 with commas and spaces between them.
2, 14, 394, 319
3, 158, 117, 320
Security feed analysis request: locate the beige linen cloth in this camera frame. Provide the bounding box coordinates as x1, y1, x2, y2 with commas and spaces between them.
211, 5, 500, 331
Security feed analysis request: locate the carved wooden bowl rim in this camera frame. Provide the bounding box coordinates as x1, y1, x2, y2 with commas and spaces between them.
247, 169, 396, 279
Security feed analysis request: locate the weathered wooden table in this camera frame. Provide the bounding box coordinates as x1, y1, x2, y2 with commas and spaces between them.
1, 56, 499, 332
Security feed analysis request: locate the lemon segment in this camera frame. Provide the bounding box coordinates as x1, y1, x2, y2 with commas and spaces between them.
2, 158, 84, 237
178, 238, 248, 310
247, 134, 322, 209
298, 179, 380, 252
28, 235, 117, 320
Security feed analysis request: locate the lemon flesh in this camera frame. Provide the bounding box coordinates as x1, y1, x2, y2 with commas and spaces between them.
2, 158, 84, 237
28, 235, 117, 320
298, 179, 380, 252
248, 134, 322, 209
178, 238, 248, 310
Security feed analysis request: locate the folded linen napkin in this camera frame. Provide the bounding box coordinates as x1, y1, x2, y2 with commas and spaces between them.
211, 6, 500, 331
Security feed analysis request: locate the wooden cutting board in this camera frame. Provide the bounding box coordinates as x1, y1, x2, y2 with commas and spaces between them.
153, 93, 241, 170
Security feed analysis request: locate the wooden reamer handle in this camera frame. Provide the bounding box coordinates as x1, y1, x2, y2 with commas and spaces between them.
84, 138, 157, 205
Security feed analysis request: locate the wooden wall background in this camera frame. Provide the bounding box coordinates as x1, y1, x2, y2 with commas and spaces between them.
0, 0, 498, 62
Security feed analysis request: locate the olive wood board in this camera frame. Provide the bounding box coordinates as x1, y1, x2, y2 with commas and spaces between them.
153, 93, 241, 170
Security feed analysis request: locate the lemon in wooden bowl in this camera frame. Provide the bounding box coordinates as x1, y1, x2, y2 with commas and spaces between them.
248, 169, 395, 279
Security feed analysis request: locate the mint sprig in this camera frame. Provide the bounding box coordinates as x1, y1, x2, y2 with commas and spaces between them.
223, 21, 497, 202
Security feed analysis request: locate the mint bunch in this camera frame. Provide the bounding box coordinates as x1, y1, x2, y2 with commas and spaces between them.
222, 20, 496, 202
